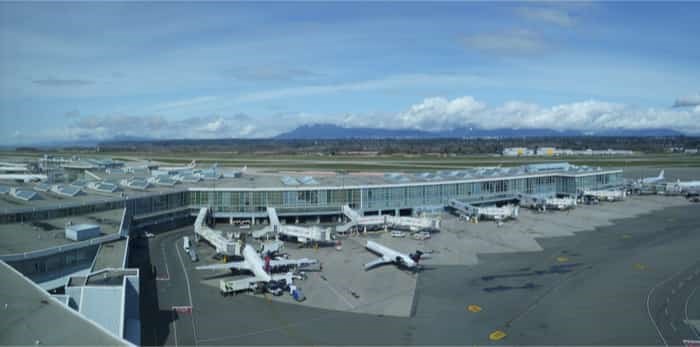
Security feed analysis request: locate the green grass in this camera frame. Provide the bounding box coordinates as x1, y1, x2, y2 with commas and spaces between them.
3, 150, 700, 171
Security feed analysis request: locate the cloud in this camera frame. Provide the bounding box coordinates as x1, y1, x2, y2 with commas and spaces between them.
462, 30, 546, 55
516, 7, 575, 26
391, 96, 700, 134
233, 73, 491, 103
152, 96, 218, 111
673, 93, 700, 107
57, 113, 261, 141
64, 110, 81, 119
32, 77, 94, 87
12, 95, 700, 146
224, 66, 318, 81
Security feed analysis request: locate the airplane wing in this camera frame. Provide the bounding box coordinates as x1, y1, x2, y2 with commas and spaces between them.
270, 272, 294, 285
364, 256, 393, 270
196, 261, 250, 271
269, 258, 317, 269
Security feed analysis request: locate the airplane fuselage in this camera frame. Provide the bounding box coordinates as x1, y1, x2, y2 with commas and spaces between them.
366, 240, 417, 269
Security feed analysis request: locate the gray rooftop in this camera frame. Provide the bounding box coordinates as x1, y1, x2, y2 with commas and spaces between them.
0, 163, 620, 214
0, 209, 123, 255
91, 239, 127, 272
0, 261, 127, 346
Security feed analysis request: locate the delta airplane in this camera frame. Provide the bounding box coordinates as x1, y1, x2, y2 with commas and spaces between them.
196, 243, 317, 285
363, 240, 429, 271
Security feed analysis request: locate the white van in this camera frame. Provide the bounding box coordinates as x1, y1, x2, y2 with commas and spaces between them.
183, 236, 191, 252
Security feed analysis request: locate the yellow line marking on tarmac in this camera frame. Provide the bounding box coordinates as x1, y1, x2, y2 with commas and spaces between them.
489, 330, 506, 341
467, 304, 482, 313
622, 234, 632, 239
635, 263, 647, 270
556, 256, 569, 263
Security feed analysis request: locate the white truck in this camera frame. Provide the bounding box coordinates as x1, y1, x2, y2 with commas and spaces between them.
219, 279, 257, 296
183, 236, 191, 252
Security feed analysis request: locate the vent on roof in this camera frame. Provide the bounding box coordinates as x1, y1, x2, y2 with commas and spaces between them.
92, 182, 118, 193
53, 185, 82, 197
299, 176, 318, 185
384, 173, 410, 183
155, 176, 177, 186
70, 179, 88, 188
200, 170, 221, 180
34, 183, 51, 192
281, 176, 299, 186
124, 178, 149, 190
180, 174, 201, 183
12, 189, 37, 201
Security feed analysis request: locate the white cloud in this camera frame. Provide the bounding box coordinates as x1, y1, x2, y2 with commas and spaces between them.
232, 74, 491, 103
9, 95, 700, 146
462, 30, 546, 55
516, 7, 575, 27
390, 97, 700, 134
673, 93, 700, 108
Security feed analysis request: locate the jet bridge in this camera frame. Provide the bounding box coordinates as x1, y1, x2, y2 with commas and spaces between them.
447, 199, 519, 221
581, 189, 626, 201
338, 205, 440, 233
518, 194, 576, 211
265, 207, 333, 244
194, 207, 242, 256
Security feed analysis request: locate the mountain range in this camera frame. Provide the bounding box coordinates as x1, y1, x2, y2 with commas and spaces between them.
274, 124, 684, 139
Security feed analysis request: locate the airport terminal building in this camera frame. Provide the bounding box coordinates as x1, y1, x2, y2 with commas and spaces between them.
0, 160, 623, 345
1, 162, 622, 225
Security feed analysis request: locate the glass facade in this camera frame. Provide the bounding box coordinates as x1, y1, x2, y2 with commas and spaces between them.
0, 170, 623, 224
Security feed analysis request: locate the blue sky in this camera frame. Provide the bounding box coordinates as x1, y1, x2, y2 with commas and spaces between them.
1, 2, 699, 144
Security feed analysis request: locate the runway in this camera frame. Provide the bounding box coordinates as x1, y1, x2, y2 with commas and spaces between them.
142, 204, 700, 345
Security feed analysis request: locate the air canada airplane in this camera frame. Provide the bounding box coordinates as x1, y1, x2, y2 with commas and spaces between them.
158, 160, 196, 172
196, 244, 317, 285
363, 240, 429, 271
0, 174, 47, 182
640, 170, 664, 184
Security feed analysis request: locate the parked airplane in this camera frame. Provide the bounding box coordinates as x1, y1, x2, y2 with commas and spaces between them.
363, 240, 428, 271
157, 160, 196, 172
667, 179, 700, 193
0, 174, 47, 182
640, 170, 665, 185
196, 243, 317, 285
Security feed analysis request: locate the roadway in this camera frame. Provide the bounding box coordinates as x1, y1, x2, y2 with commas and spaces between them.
141, 204, 700, 345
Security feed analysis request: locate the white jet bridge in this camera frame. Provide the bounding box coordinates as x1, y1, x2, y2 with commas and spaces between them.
582, 189, 626, 201
194, 207, 242, 256
262, 207, 333, 244
337, 205, 440, 233
518, 194, 576, 211
448, 199, 519, 221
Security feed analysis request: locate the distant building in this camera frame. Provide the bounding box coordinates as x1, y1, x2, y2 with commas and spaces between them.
536, 147, 557, 156
502, 147, 534, 156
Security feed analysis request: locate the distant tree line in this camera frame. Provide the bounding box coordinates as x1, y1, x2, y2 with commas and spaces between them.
86, 136, 700, 155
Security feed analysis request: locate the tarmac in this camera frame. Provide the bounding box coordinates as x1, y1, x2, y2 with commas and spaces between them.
135, 193, 700, 345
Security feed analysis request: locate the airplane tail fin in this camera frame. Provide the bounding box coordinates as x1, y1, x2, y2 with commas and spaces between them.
190, 160, 197, 168
410, 250, 424, 263
658, 170, 664, 179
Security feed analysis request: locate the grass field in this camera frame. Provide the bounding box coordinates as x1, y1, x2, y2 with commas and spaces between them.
3, 150, 700, 172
